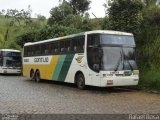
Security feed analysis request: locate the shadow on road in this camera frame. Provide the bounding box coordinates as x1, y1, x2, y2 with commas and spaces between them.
0, 73, 21, 76
24, 78, 140, 94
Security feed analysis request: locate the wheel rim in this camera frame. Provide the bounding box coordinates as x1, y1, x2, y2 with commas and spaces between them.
30, 71, 34, 80
78, 76, 84, 88
36, 71, 40, 82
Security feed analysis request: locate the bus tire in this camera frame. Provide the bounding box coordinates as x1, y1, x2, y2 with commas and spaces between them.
76, 73, 85, 90
35, 70, 41, 82
30, 69, 35, 81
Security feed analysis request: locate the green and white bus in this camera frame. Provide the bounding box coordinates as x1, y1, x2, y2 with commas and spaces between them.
23, 30, 139, 89
0, 49, 22, 74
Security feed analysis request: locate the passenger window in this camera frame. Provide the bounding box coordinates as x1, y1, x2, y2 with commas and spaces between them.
60, 41, 65, 53
54, 42, 59, 53
72, 36, 85, 53
72, 38, 78, 52
49, 43, 54, 54
65, 39, 71, 52
28, 46, 33, 56
41, 44, 49, 55
0, 57, 2, 66
34, 45, 40, 56
77, 36, 85, 52
24, 47, 27, 57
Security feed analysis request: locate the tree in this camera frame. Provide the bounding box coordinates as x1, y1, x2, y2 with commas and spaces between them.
142, 0, 157, 6
69, 0, 91, 16
0, 34, 4, 49
36, 14, 46, 21
0, 6, 33, 48
16, 25, 81, 47
48, 1, 73, 25
104, 0, 144, 34
136, 5, 160, 66
16, 31, 38, 47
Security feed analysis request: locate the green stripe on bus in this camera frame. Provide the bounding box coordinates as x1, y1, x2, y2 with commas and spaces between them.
52, 55, 66, 80
58, 54, 74, 81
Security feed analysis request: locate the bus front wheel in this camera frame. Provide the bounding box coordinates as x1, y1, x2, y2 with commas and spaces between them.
76, 73, 85, 90
35, 70, 41, 82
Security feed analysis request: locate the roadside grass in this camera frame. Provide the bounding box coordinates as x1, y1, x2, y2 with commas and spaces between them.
139, 65, 160, 91
137, 31, 160, 92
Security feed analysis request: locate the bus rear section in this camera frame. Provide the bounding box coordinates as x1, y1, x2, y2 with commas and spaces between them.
0, 49, 22, 74
23, 34, 85, 82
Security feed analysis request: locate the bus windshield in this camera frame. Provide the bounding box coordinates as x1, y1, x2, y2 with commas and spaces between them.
100, 34, 135, 46
4, 56, 21, 67
2, 52, 21, 67
101, 47, 138, 71
87, 34, 138, 72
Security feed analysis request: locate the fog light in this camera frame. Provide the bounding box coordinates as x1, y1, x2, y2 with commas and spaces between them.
4, 70, 7, 73
133, 70, 139, 75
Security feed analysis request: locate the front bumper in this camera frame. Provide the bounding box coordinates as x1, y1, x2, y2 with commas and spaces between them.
1, 68, 21, 74
101, 76, 139, 87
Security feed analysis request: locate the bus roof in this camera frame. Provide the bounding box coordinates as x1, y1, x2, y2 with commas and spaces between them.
24, 30, 133, 46
0, 49, 21, 52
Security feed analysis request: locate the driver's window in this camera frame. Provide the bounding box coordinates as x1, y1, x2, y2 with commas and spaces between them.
87, 34, 100, 72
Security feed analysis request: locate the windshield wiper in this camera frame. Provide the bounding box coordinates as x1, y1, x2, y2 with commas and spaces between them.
122, 49, 133, 71
125, 58, 133, 71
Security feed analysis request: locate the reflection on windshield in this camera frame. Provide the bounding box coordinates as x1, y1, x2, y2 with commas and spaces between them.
4, 57, 21, 67
101, 47, 123, 71
101, 34, 135, 46
123, 48, 138, 70
101, 47, 138, 71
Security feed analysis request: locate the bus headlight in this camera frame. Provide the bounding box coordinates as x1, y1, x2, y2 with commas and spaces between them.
103, 74, 106, 77
2, 67, 7, 69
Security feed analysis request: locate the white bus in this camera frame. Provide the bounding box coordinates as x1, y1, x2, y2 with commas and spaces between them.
0, 49, 22, 74
23, 30, 139, 89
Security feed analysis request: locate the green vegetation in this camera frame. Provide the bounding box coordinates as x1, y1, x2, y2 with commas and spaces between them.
104, 0, 160, 91
137, 5, 160, 91
0, 0, 159, 91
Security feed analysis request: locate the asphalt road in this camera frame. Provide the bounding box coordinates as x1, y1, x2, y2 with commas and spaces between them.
0, 75, 160, 114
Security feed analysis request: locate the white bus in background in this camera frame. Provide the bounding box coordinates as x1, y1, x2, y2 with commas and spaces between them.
0, 49, 22, 74
23, 30, 139, 89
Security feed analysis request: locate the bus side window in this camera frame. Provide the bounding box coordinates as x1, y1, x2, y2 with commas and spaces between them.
46, 44, 50, 55
24, 47, 27, 57
0, 57, 2, 66
65, 39, 71, 52
31, 47, 34, 56
72, 38, 78, 52
88, 34, 100, 46
34, 45, 40, 56
41, 44, 49, 55
49, 42, 54, 54
77, 36, 85, 52
28, 46, 33, 56
54, 42, 59, 54
60, 41, 65, 53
